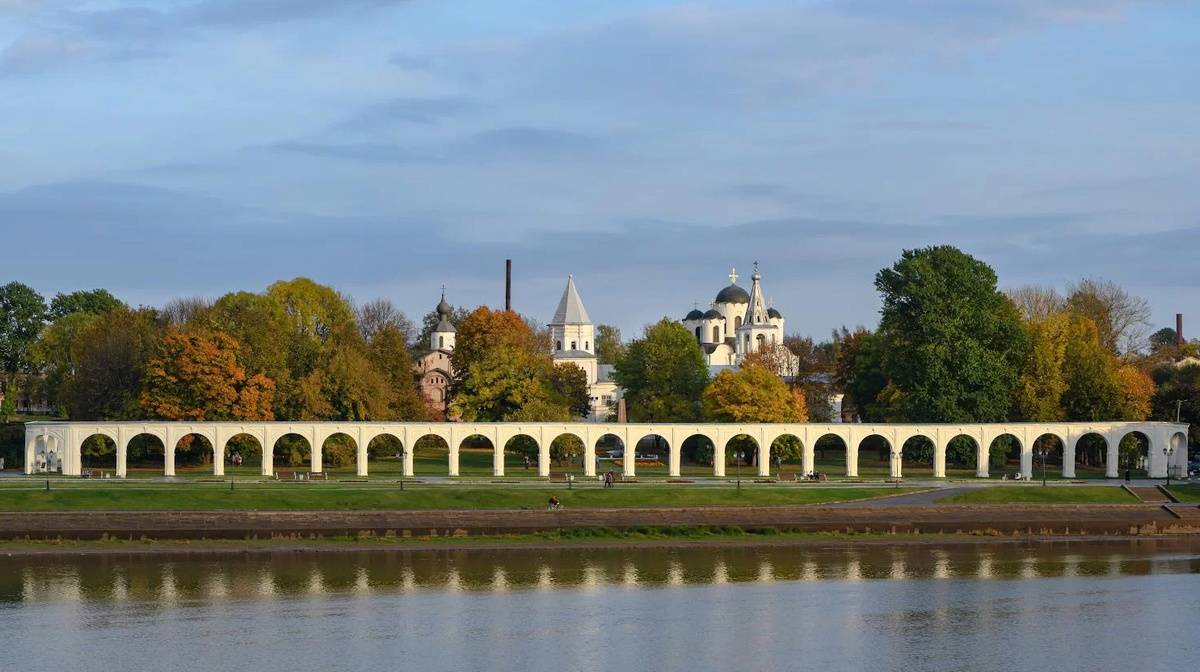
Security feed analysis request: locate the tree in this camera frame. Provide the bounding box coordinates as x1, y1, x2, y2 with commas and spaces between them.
416, 303, 472, 350
1149, 327, 1178, 351
47, 289, 122, 320
298, 324, 392, 422
1014, 312, 1068, 421
450, 307, 577, 422
0, 282, 46, 376
160, 296, 213, 328
31, 311, 100, 413
67, 307, 160, 420
265, 278, 356, 417
544, 362, 590, 419
365, 322, 427, 420
357, 298, 416, 344
1006, 285, 1064, 322
1151, 362, 1200, 447
613, 319, 709, 422
1061, 315, 1123, 421
208, 291, 292, 393
140, 329, 275, 421
874, 246, 1028, 422
1116, 364, 1154, 420
703, 363, 808, 423
1066, 278, 1150, 355
596, 324, 625, 365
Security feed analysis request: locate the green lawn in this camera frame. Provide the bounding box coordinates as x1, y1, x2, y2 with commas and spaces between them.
0, 483, 915, 512
1166, 485, 1200, 502
936, 486, 1136, 504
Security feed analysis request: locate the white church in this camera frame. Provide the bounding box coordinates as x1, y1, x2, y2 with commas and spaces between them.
417, 264, 797, 422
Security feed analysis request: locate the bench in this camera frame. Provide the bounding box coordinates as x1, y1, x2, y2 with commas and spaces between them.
308, 472, 328, 481
274, 470, 298, 480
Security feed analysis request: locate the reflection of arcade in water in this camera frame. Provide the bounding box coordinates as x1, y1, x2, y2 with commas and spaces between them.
3, 539, 1199, 604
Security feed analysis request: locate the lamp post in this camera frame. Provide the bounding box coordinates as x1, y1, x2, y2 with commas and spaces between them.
1036, 446, 1047, 486
735, 450, 743, 493
1163, 445, 1175, 487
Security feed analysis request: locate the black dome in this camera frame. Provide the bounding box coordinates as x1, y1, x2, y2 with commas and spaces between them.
767, 307, 782, 319
715, 284, 750, 304
685, 308, 704, 321
703, 308, 724, 319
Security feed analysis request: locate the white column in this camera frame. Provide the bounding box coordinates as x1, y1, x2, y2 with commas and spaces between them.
584, 434, 596, 478
976, 438, 989, 478
164, 438, 176, 477
213, 439, 225, 477
933, 439, 946, 478
449, 434, 459, 477
846, 440, 858, 478
623, 429, 635, 478
1019, 438, 1032, 480
116, 437, 128, 478
538, 438, 550, 477
802, 438, 815, 477
890, 449, 901, 479
713, 433, 726, 478
310, 436, 323, 474
757, 432, 769, 478
403, 439, 414, 478
1062, 437, 1076, 478
262, 438, 273, 477
24, 433, 36, 475
493, 439, 505, 477
356, 430, 368, 477
1105, 432, 1119, 478
669, 432, 681, 478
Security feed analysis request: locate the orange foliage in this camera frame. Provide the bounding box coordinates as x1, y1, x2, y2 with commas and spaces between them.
140, 329, 275, 421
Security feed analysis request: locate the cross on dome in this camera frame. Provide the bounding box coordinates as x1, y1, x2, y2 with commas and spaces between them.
728, 267, 738, 285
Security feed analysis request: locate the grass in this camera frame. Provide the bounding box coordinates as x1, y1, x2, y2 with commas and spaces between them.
0, 482, 915, 512
936, 486, 1137, 504
1166, 485, 1200, 503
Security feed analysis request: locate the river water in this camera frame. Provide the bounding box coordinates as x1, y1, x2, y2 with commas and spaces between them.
1, 539, 1198, 672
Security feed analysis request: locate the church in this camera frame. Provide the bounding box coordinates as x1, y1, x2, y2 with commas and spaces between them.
413, 264, 793, 422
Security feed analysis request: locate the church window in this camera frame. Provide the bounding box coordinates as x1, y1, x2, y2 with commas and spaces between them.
712, 325, 720, 342
735, 316, 742, 329
585, 341, 589, 351
438, 336, 444, 349
694, 326, 701, 342
571, 341, 576, 350
556, 340, 562, 351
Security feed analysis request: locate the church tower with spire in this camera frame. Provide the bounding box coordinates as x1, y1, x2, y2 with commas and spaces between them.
548, 275, 618, 420
733, 262, 784, 362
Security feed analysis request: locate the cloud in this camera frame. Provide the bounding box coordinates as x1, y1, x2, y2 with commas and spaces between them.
0, 32, 88, 74
337, 96, 478, 129
254, 126, 599, 164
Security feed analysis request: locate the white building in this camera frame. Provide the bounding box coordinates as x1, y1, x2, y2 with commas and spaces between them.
682, 264, 794, 371
548, 275, 620, 421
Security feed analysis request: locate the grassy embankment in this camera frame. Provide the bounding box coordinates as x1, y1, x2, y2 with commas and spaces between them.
0, 482, 915, 512
1167, 485, 1200, 502
937, 486, 1137, 504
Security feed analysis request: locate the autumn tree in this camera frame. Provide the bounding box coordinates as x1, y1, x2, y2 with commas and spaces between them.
596, 324, 625, 365
1014, 312, 1069, 421
703, 363, 808, 423
140, 329, 274, 421
1066, 278, 1151, 355
366, 322, 428, 420
613, 319, 709, 422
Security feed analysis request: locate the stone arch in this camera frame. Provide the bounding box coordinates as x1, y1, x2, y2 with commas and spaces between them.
1117, 429, 1151, 478
126, 432, 166, 476
595, 432, 625, 474
320, 432, 358, 472
458, 433, 494, 476
272, 433, 312, 469
549, 432, 585, 471
899, 434, 935, 476
724, 433, 758, 471
988, 433, 1023, 478
768, 433, 804, 475
680, 432, 717, 475
1072, 432, 1108, 478
174, 432, 213, 472
944, 433, 981, 476
857, 433, 893, 478
224, 432, 263, 472
1030, 432, 1065, 478
413, 433, 450, 475
365, 431, 404, 476
79, 432, 116, 473
1170, 431, 1189, 479
813, 432, 849, 477
504, 433, 540, 473
633, 433, 670, 476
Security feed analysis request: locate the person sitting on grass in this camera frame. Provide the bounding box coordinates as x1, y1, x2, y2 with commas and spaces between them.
548, 495, 562, 510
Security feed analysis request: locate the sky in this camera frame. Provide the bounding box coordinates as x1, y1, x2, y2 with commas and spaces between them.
1, 0, 1198, 340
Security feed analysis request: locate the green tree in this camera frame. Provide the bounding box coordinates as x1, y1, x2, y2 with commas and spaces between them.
0, 281, 46, 376
265, 278, 355, 418
837, 329, 887, 421
1061, 315, 1124, 421
1151, 362, 1200, 447
47, 288, 122, 320
874, 246, 1028, 422
596, 324, 625, 365
365, 322, 428, 420
298, 324, 392, 422
1149, 327, 1178, 351
1014, 312, 1068, 421
613, 319, 709, 422
68, 307, 161, 420
208, 291, 292, 398
416, 303, 472, 350
30, 311, 99, 413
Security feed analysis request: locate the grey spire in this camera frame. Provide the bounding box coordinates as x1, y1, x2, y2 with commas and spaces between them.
742, 262, 770, 326
551, 274, 591, 325
434, 287, 456, 333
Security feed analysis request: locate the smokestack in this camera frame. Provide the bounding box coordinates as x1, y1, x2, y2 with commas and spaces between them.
1177, 313, 1184, 345
505, 259, 512, 311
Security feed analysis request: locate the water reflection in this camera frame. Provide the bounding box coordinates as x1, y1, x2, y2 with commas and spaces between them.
3, 538, 1200, 605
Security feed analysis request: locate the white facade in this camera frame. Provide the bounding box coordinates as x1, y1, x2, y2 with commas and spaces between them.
683, 264, 798, 370
549, 275, 618, 420
24, 420, 1190, 480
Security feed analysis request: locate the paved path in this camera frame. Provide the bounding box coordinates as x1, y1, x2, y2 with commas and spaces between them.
829, 487, 968, 507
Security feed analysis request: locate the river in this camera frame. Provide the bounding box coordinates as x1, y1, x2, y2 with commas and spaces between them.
1, 539, 1198, 671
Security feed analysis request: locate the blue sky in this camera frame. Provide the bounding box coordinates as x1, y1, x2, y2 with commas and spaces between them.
2, 0, 1198, 339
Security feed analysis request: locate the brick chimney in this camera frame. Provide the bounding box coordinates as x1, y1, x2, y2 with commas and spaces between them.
1177, 313, 1184, 345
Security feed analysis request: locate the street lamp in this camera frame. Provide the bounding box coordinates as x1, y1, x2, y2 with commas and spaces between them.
1164, 445, 1176, 487
1036, 446, 1047, 486
735, 450, 743, 493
